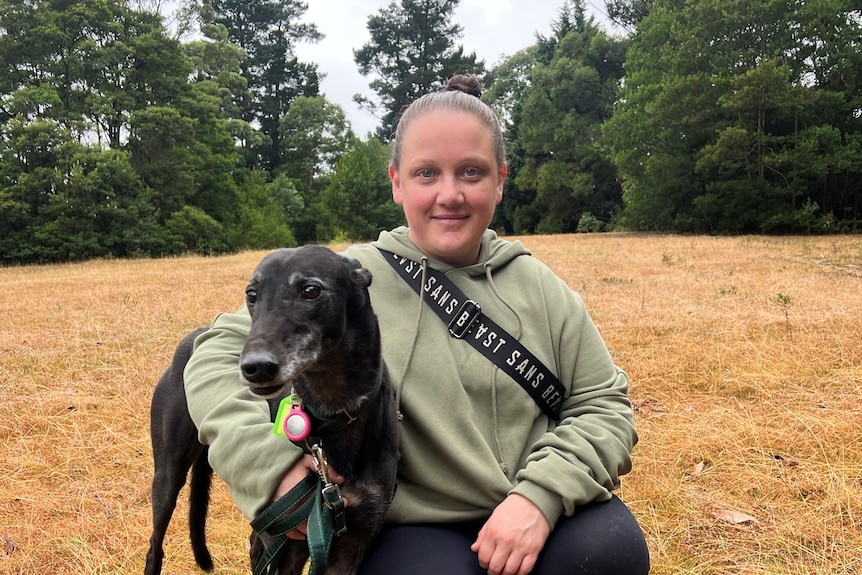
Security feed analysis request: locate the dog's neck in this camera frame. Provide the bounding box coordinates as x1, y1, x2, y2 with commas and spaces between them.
291, 363, 384, 445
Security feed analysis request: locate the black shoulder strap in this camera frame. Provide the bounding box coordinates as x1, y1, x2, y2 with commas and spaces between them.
378, 248, 564, 419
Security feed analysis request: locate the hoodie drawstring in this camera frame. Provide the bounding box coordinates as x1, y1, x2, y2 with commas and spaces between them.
395, 256, 429, 418
484, 262, 524, 478
396, 257, 525, 479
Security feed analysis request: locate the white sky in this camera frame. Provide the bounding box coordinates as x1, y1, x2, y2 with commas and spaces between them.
294, 0, 616, 136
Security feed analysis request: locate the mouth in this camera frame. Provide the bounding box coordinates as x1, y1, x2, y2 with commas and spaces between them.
433, 214, 469, 224
248, 383, 287, 399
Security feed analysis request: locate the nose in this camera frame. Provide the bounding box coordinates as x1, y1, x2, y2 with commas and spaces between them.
240, 350, 279, 384
436, 174, 463, 205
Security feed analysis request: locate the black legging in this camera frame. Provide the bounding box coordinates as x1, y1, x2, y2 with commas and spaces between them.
358, 496, 650, 574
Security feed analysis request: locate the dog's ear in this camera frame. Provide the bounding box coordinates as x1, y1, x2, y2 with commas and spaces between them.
346, 258, 373, 289
350, 267, 372, 289
345, 259, 373, 314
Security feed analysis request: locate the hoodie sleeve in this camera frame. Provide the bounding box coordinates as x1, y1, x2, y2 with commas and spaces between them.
509, 276, 637, 529
183, 306, 303, 519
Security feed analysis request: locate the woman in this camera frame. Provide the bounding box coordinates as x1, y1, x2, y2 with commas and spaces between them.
184, 74, 650, 575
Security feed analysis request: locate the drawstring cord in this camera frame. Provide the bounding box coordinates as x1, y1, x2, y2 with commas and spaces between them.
485, 262, 522, 339
484, 262, 522, 477
395, 256, 428, 416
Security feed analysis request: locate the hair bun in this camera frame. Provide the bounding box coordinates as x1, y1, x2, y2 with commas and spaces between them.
445, 74, 483, 98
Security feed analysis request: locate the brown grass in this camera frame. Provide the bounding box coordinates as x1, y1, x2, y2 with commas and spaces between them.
1, 234, 860, 574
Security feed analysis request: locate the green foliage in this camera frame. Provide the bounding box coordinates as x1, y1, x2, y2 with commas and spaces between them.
760, 199, 826, 235
213, 0, 322, 169
227, 170, 296, 249
607, 0, 862, 233
0, 137, 169, 262
279, 96, 353, 189
605, 0, 654, 29
2, 0, 860, 264
318, 138, 404, 241
166, 205, 230, 255
577, 212, 604, 233
34, 146, 165, 260
354, 0, 485, 140
0, 0, 248, 262
505, 0, 627, 234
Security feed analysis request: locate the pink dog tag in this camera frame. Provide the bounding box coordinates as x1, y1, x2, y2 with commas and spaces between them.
273, 394, 311, 442
284, 400, 311, 442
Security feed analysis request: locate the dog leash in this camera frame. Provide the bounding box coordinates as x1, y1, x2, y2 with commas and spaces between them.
378, 248, 565, 419
254, 367, 382, 574
250, 442, 345, 575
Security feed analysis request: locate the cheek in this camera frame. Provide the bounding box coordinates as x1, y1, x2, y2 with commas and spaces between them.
399, 186, 434, 213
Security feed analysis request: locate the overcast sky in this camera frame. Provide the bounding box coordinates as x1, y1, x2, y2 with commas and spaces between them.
294, 0, 616, 136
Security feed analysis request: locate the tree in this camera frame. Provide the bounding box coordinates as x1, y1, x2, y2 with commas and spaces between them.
606, 0, 862, 233
31, 146, 164, 260
484, 47, 539, 233
212, 0, 322, 169
353, 0, 484, 140
0, 117, 70, 262
279, 96, 353, 191
185, 19, 249, 121
604, 0, 654, 30
0, 0, 249, 261
0, 0, 189, 148
511, 1, 627, 233
318, 138, 404, 241
228, 170, 297, 249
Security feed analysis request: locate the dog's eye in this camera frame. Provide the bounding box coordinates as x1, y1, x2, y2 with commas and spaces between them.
301, 284, 321, 300
246, 289, 257, 305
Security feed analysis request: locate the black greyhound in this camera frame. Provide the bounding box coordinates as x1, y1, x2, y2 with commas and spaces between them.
145, 245, 399, 575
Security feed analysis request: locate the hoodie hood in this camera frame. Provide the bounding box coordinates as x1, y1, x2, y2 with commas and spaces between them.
373, 226, 531, 277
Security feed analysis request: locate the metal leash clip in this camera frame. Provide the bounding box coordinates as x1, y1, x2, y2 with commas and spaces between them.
310, 442, 347, 536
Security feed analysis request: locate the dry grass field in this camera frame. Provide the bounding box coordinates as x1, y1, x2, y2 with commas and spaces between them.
1, 234, 860, 574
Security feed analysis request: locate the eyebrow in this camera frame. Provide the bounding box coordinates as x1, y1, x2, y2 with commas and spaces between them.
408, 156, 493, 167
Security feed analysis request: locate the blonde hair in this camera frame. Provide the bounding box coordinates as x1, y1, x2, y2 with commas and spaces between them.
389, 74, 507, 169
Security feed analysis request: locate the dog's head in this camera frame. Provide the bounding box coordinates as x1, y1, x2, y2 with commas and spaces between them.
239, 245, 374, 402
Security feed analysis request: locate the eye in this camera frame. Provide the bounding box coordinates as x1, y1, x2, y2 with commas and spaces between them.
416, 168, 436, 179
301, 284, 322, 300
246, 288, 257, 305
462, 166, 483, 178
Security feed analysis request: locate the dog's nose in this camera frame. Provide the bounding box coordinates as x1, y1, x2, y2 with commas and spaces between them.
240, 351, 280, 384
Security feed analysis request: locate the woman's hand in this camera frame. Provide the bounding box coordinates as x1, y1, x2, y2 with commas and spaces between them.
471, 494, 550, 575
273, 455, 345, 540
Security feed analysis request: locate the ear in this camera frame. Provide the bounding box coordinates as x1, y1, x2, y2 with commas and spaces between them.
344, 256, 372, 290
346, 261, 373, 314
350, 266, 372, 289
496, 164, 507, 205
389, 165, 403, 205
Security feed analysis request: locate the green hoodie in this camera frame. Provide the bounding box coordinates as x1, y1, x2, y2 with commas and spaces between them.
184, 227, 637, 529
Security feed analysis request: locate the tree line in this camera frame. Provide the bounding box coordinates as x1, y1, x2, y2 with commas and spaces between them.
1, 0, 859, 264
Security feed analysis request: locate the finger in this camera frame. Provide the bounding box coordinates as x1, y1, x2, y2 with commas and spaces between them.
486, 548, 508, 575
325, 464, 345, 484
517, 553, 537, 575
287, 523, 308, 540
504, 550, 527, 575
472, 536, 494, 570
470, 527, 485, 554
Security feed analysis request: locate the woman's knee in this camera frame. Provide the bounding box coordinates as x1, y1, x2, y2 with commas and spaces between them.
534, 496, 650, 575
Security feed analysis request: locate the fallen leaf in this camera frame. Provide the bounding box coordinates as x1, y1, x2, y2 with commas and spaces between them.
4, 535, 17, 556
771, 454, 800, 467
713, 509, 759, 525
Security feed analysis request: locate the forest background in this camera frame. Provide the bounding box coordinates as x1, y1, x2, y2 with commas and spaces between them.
1, 0, 861, 264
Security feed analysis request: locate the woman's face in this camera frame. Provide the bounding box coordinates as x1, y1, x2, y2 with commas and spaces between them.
389, 110, 506, 267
